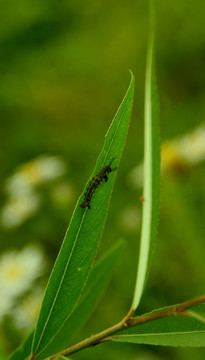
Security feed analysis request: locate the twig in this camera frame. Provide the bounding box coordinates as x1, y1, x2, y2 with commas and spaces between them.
46, 294, 205, 359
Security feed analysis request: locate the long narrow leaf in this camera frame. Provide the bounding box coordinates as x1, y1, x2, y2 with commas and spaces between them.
132, 33, 160, 310
112, 304, 205, 347
9, 333, 33, 360
9, 241, 125, 360
35, 241, 125, 360
31, 73, 135, 358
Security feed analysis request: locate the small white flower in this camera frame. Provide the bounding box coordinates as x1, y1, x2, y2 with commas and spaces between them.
30, 155, 66, 183
127, 124, 205, 183
0, 245, 45, 299
162, 124, 205, 173
12, 288, 43, 330
1, 191, 40, 228
175, 125, 205, 164
5, 155, 67, 197
0, 292, 14, 321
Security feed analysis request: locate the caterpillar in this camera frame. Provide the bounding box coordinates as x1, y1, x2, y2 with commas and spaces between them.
80, 159, 116, 209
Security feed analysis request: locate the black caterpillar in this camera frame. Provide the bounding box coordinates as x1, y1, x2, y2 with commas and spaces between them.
80, 159, 116, 209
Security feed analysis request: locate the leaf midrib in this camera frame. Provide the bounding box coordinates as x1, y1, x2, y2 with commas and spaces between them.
33, 91, 130, 356
114, 330, 205, 337
33, 210, 87, 355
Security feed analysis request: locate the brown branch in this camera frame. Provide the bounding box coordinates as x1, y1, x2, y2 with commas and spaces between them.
47, 294, 205, 359
29, 355, 36, 360
125, 294, 205, 328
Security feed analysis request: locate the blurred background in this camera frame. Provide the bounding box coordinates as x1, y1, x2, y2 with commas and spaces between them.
0, 0, 205, 359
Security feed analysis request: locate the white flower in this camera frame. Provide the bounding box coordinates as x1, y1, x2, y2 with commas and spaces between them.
174, 125, 205, 164
162, 124, 205, 173
12, 288, 43, 330
0, 292, 14, 321
5, 155, 67, 197
0, 245, 45, 299
127, 124, 205, 184
1, 155, 67, 228
1, 191, 40, 228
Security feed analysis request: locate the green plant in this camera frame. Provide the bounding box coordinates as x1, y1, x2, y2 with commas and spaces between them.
9, 33, 205, 360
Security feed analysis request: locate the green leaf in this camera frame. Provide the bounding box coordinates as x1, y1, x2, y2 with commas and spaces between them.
187, 304, 205, 324
9, 332, 33, 360
9, 241, 125, 360
31, 73, 135, 357
57, 357, 71, 360
112, 304, 205, 347
132, 33, 160, 310
36, 240, 125, 360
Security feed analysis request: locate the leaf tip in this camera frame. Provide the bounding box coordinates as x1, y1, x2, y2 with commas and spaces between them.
128, 68, 135, 83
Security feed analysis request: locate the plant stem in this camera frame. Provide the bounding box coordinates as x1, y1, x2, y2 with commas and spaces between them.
48, 294, 205, 359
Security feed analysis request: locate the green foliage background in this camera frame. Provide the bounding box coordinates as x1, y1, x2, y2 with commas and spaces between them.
0, 1, 205, 359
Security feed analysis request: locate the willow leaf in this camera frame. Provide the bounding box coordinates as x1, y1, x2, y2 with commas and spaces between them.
112, 304, 205, 347
132, 33, 160, 310
31, 73, 134, 358
9, 241, 124, 360
35, 241, 125, 360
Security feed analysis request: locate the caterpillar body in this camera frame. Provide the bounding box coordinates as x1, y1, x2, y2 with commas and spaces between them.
80, 159, 116, 209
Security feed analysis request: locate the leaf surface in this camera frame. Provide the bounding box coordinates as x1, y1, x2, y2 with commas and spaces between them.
9, 241, 124, 360
132, 33, 160, 310
31, 73, 135, 357
9, 332, 33, 360
36, 241, 125, 359
112, 304, 205, 347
